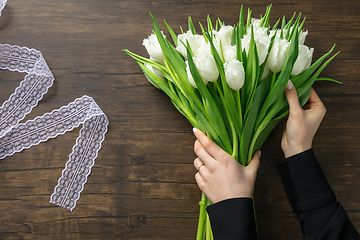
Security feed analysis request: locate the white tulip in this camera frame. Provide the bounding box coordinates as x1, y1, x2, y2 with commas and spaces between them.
142, 32, 166, 63
266, 37, 290, 73
223, 45, 237, 63
291, 44, 313, 76
193, 48, 219, 82
242, 33, 270, 66
176, 30, 206, 58
149, 57, 166, 80
144, 64, 165, 89
224, 59, 245, 91
186, 60, 208, 88
248, 18, 269, 39
214, 25, 234, 53
299, 30, 308, 45
261, 65, 271, 81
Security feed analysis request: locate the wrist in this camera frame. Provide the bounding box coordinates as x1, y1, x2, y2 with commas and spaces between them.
283, 144, 311, 158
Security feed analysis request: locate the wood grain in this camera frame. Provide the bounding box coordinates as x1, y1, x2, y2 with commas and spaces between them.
0, 0, 359, 239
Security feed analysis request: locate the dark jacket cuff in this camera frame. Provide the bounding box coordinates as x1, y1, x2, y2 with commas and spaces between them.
206, 198, 257, 240
277, 149, 336, 213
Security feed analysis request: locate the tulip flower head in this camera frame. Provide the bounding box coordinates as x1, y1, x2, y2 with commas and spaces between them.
186, 59, 209, 88
291, 44, 313, 76
144, 64, 162, 88
193, 46, 219, 82
223, 45, 237, 63
142, 32, 166, 63
177, 30, 206, 58
266, 37, 290, 73
214, 25, 234, 54
224, 59, 245, 91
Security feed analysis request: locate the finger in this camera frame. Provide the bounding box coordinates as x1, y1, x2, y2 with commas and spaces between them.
308, 88, 322, 104
307, 88, 326, 110
285, 80, 302, 116
247, 150, 261, 175
195, 172, 205, 192
194, 139, 213, 166
193, 157, 204, 171
193, 128, 228, 161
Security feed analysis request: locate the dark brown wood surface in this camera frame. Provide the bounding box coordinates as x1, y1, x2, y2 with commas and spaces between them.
0, 0, 359, 239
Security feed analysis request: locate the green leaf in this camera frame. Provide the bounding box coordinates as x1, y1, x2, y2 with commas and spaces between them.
188, 16, 196, 34
316, 77, 343, 84
280, 15, 286, 39
207, 15, 213, 32
240, 74, 272, 165
260, 4, 272, 28
251, 118, 282, 161
288, 13, 301, 41
164, 20, 178, 47
231, 25, 237, 46
299, 17, 306, 33
246, 8, 252, 29
285, 12, 296, 40
238, 5, 244, 36
272, 18, 280, 30
236, 25, 243, 62
243, 25, 260, 107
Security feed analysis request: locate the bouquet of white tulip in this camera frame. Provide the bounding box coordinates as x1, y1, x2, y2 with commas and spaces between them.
124, 5, 340, 239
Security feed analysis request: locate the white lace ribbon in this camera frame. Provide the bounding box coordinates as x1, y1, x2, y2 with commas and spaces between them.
0, 43, 109, 211
0, 0, 6, 16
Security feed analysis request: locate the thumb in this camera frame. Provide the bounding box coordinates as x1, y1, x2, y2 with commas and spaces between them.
247, 150, 261, 174
285, 80, 302, 115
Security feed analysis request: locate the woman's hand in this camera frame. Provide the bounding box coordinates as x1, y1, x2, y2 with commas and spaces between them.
193, 128, 260, 204
281, 80, 326, 158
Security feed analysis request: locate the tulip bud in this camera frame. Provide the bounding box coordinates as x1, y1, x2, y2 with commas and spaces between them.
142, 32, 166, 63
299, 30, 308, 45
176, 30, 206, 58
224, 59, 245, 91
214, 25, 233, 53
223, 45, 237, 63
193, 47, 219, 82
266, 37, 290, 73
291, 44, 313, 76
248, 18, 269, 39
144, 64, 165, 89
242, 25, 271, 66
186, 60, 208, 88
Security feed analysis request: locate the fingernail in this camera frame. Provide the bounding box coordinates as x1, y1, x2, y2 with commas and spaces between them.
193, 127, 198, 134
287, 80, 294, 90
258, 150, 261, 158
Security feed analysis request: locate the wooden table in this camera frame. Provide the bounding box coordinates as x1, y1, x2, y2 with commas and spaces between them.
0, 0, 359, 239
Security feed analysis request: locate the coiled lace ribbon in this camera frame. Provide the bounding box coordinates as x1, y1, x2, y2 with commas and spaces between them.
0, 43, 109, 211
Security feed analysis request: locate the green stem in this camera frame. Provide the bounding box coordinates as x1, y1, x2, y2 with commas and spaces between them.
196, 193, 207, 240
214, 81, 224, 100
252, 196, 259, 240
270, 71, 277, 88
236, 90, 243, 128
231, 122, 238, 160
206, 198, 213, 240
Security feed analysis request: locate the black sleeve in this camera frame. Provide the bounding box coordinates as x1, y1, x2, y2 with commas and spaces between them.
277, 149, 360, 240
206, 198, 257, 240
